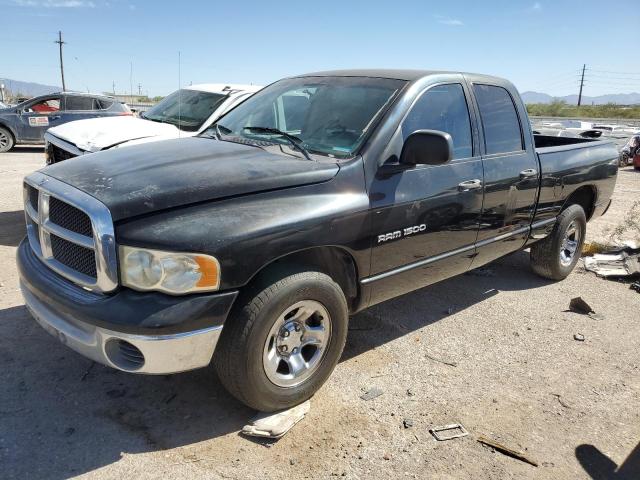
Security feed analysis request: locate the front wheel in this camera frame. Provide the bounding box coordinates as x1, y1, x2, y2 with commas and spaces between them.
214, 270, 348, 412
619, 152, 630, 167
0, 126, 14, 153
530, 204, 587, 280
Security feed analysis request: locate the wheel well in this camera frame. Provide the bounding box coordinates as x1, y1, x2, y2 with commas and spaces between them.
250, 247, 360, 313
562, 185, 596, 220
0, 122, 16, 141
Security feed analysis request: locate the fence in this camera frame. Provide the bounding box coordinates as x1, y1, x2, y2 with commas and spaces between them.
529, 116, 640, 128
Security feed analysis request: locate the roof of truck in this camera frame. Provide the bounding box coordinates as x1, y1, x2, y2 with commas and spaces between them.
295, 69, 506, 83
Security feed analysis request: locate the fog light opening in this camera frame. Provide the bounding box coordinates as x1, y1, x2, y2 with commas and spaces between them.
105, 339, 145, 371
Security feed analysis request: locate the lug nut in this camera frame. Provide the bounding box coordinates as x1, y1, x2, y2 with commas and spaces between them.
283, 331, 290, 337
294, 324, 301, 332
292, 347, 298, 353
280, 345, 288, 352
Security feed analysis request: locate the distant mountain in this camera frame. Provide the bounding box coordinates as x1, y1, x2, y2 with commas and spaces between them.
521, 91, 640, 105
0, 78, 61, 98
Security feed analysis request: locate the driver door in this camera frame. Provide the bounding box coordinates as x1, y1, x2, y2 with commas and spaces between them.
18, 95, 65, 142
367, 82, 484, 305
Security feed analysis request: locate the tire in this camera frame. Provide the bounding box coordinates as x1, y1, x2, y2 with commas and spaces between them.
619, 152, 629, 167
0, 126, 14, 153
530, 204, 587, 280
214, 270, 348, 412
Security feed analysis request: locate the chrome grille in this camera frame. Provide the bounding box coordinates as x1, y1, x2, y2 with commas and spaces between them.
47, 143, 77, 165
23, 172, 118, 293
49, 197, 93, 237
27, 185, 39, 213
50, 235, 98, 277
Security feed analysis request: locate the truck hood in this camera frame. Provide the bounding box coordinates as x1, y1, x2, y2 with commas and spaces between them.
48, 116, 182, 152
42, 137, 339, 221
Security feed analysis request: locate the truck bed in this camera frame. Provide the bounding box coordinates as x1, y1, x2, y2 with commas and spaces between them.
534, 134, 597, 150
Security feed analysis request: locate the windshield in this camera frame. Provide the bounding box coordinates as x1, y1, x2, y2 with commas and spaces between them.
144, 89, 226, 132
208, 76, 405, 158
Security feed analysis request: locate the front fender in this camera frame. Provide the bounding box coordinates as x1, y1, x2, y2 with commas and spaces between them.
115, 159, 372, 290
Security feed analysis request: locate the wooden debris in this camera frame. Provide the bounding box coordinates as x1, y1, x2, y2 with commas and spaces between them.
477, 435, 538, 467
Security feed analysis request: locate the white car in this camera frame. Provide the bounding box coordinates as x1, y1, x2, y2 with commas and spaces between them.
44, 83, 262, 164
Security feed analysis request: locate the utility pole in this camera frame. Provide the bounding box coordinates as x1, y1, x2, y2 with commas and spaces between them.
138, 83, 142, 96
55, 31, 66, 91
577, 64, 586, 107
112, 81, 116, 95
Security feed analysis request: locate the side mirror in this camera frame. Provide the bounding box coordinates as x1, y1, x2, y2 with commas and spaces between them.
400, 130, 453, 166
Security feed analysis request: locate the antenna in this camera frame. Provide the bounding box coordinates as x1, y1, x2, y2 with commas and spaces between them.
178, 51, 182, 138
54, 31, 66, 91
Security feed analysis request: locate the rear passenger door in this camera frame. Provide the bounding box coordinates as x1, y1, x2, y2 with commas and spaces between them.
367, 81, 484, 305
469, 83, 540, 266
18, 96, 66, 142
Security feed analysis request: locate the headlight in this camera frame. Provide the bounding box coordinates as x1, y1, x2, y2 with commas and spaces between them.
119, 246, 220, 294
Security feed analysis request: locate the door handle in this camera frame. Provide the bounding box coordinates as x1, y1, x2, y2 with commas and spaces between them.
49, 116, 61, 120
457, 179, 483, 191
519, 168, 537, 179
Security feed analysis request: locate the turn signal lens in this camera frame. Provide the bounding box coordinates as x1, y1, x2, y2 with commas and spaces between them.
119, 246, 220, 294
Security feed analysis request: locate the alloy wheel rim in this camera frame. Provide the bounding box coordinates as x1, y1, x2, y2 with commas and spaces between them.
263, 300, 332, 388
0, 131, 8, 149
559, 220, 581, 267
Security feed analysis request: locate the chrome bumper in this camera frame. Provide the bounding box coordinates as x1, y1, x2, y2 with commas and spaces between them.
21, 283, 221, 374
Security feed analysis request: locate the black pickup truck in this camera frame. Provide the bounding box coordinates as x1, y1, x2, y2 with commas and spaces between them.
18, 70, 618, 411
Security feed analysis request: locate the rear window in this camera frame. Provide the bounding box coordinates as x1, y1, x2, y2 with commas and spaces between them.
473, 84, 523, 155
65, 96, 94, 111
95, 98, 114, 110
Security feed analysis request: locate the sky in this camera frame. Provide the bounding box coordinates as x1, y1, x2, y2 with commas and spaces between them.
1, 0, 639, 97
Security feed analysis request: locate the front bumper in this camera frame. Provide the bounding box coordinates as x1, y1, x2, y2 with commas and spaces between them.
17, 239, 238, 374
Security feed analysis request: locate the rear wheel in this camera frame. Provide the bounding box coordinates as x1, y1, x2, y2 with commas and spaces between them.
530, 204, 586, 280
0, 126, 14, 153
214, 270, 348, 412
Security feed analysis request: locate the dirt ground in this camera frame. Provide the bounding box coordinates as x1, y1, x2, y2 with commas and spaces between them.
0, 147, 638, 480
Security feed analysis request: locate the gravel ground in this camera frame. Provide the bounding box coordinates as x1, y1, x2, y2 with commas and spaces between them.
0, 147, 638, 480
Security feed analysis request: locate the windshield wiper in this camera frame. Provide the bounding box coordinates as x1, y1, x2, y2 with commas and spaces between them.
243, 126, 312, 161
213, 123, 231, 139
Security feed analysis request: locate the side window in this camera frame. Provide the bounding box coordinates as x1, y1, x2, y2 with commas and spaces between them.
65, 96, 94, 111
473, 84, 523, 154
28, 97, 61, 114
402, 84, 473, 160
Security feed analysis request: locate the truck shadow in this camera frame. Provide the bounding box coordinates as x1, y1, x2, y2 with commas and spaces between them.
343, 249, 552, 361
576, 442, 640, 479
0, 210, 26, 247
1, 249, 551, 479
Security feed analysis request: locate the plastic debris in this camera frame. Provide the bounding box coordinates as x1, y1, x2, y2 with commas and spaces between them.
241, 400, 310, 439
360, 387, 384, 401
429, 423, 469, 441
569, 297, 604, 320
583, 248, 640, 277
574, 333, 585, 342
477, 435, 538, 467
